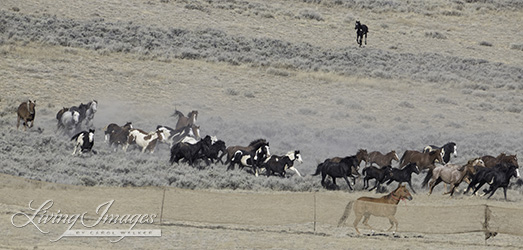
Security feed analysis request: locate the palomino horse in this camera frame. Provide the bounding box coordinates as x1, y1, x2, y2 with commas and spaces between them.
173, 110, 198, 130
367, 150, 399, 167
355, 21, 368, 47
399, 149, 443, 170
337, 184, 413, 234
481, 153, 518, 168
17, 100, 36, 130
428, 158, 485, 196
423, 142, 457, 164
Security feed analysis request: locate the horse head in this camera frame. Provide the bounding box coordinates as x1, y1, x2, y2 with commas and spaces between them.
27, 100, 36, 114
393, 185, 413, 201
71, 111, 80, 124
356, 149, 369, 164
355, 21, 361, 29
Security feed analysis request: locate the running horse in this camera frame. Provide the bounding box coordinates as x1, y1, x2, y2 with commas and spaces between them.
367, 150, 399, 167
173, 110, 198, 130
355, 21, 368, 47
337, 185, 413, 234
16, 100, 36, 130
427, 158, 485, 196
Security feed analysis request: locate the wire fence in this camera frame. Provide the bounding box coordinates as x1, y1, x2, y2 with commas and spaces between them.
158, 189, 523, 237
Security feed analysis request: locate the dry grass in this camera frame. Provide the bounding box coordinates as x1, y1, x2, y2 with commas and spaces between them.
0, 0, 523, 248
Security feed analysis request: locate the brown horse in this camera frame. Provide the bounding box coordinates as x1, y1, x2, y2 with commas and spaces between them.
16, 100, 36, 130
337, 185, 413, 234
174, 110, 198, 129
399, 149, 443, 170
428, 158, 485, 196
367, 150, 399, 167
481, 153, 518, 168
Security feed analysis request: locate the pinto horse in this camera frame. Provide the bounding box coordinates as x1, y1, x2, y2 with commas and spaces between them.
230, 144, 271, 176
355, 21, 368, 47
17, 100, 36, 130
428, 158, 485, 196
367, 150, 399, 167
221, 139, 269, 167
337, 185, 412, 234
123, 128, 165, 153
262, 150, 304, 178
423, 142, 457, 164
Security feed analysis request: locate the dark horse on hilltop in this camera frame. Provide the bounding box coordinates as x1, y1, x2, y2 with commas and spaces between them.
355, 21, 368, 47
312, 149, 368, 190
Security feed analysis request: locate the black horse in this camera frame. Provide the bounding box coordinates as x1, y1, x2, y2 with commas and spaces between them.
170, 135, 212, 166
362, 165, 393, 192
464, 163, 520, 200
423, 142, 457, 164
263, 155, 294, 178
312, 155, 362, 190
206, 139, 227, 164
355, 21, 368, 47
386, 163, 420, 193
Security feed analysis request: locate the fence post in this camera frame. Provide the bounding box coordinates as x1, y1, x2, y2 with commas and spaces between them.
483, 204, 497, 243
313, 191, 317, 233
159, 188, 166, 225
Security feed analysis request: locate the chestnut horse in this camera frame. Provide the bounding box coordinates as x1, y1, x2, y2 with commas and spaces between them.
399, 149, 443, 170
17, 100, 36, 130
481, 153, 518, 168
337, 185, 413, 234
367, 150, 399, 167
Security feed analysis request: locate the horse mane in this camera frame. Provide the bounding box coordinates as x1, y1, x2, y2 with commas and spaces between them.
173, 109, 185, 117
248, 139, 267, 147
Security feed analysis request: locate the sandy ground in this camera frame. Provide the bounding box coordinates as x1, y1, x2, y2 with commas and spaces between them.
1, 0, 523, 249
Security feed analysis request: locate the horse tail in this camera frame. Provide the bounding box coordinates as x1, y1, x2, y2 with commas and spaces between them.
337, 201, 354, 227
421, 168, 433, 188
311, 162, 324, 176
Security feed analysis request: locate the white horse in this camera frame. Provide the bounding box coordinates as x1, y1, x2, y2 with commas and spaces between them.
59, 110, 80, 135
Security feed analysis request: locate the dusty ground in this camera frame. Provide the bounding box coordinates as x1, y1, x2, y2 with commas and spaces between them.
1, 0, 523, 249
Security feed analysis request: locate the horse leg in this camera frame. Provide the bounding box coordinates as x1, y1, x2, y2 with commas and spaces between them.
503, 187, 508, 201
486, 186, 498, 199
362, 214, 374, 231
407, 180, 417, 194
353, 214, 364, 234
342, 176, 353, 190
387, 216, 398, 233
364, 33, 367, 45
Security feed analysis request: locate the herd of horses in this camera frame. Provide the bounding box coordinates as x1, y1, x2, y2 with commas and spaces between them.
13, 99, 523, 235
315, 142, 520, 201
